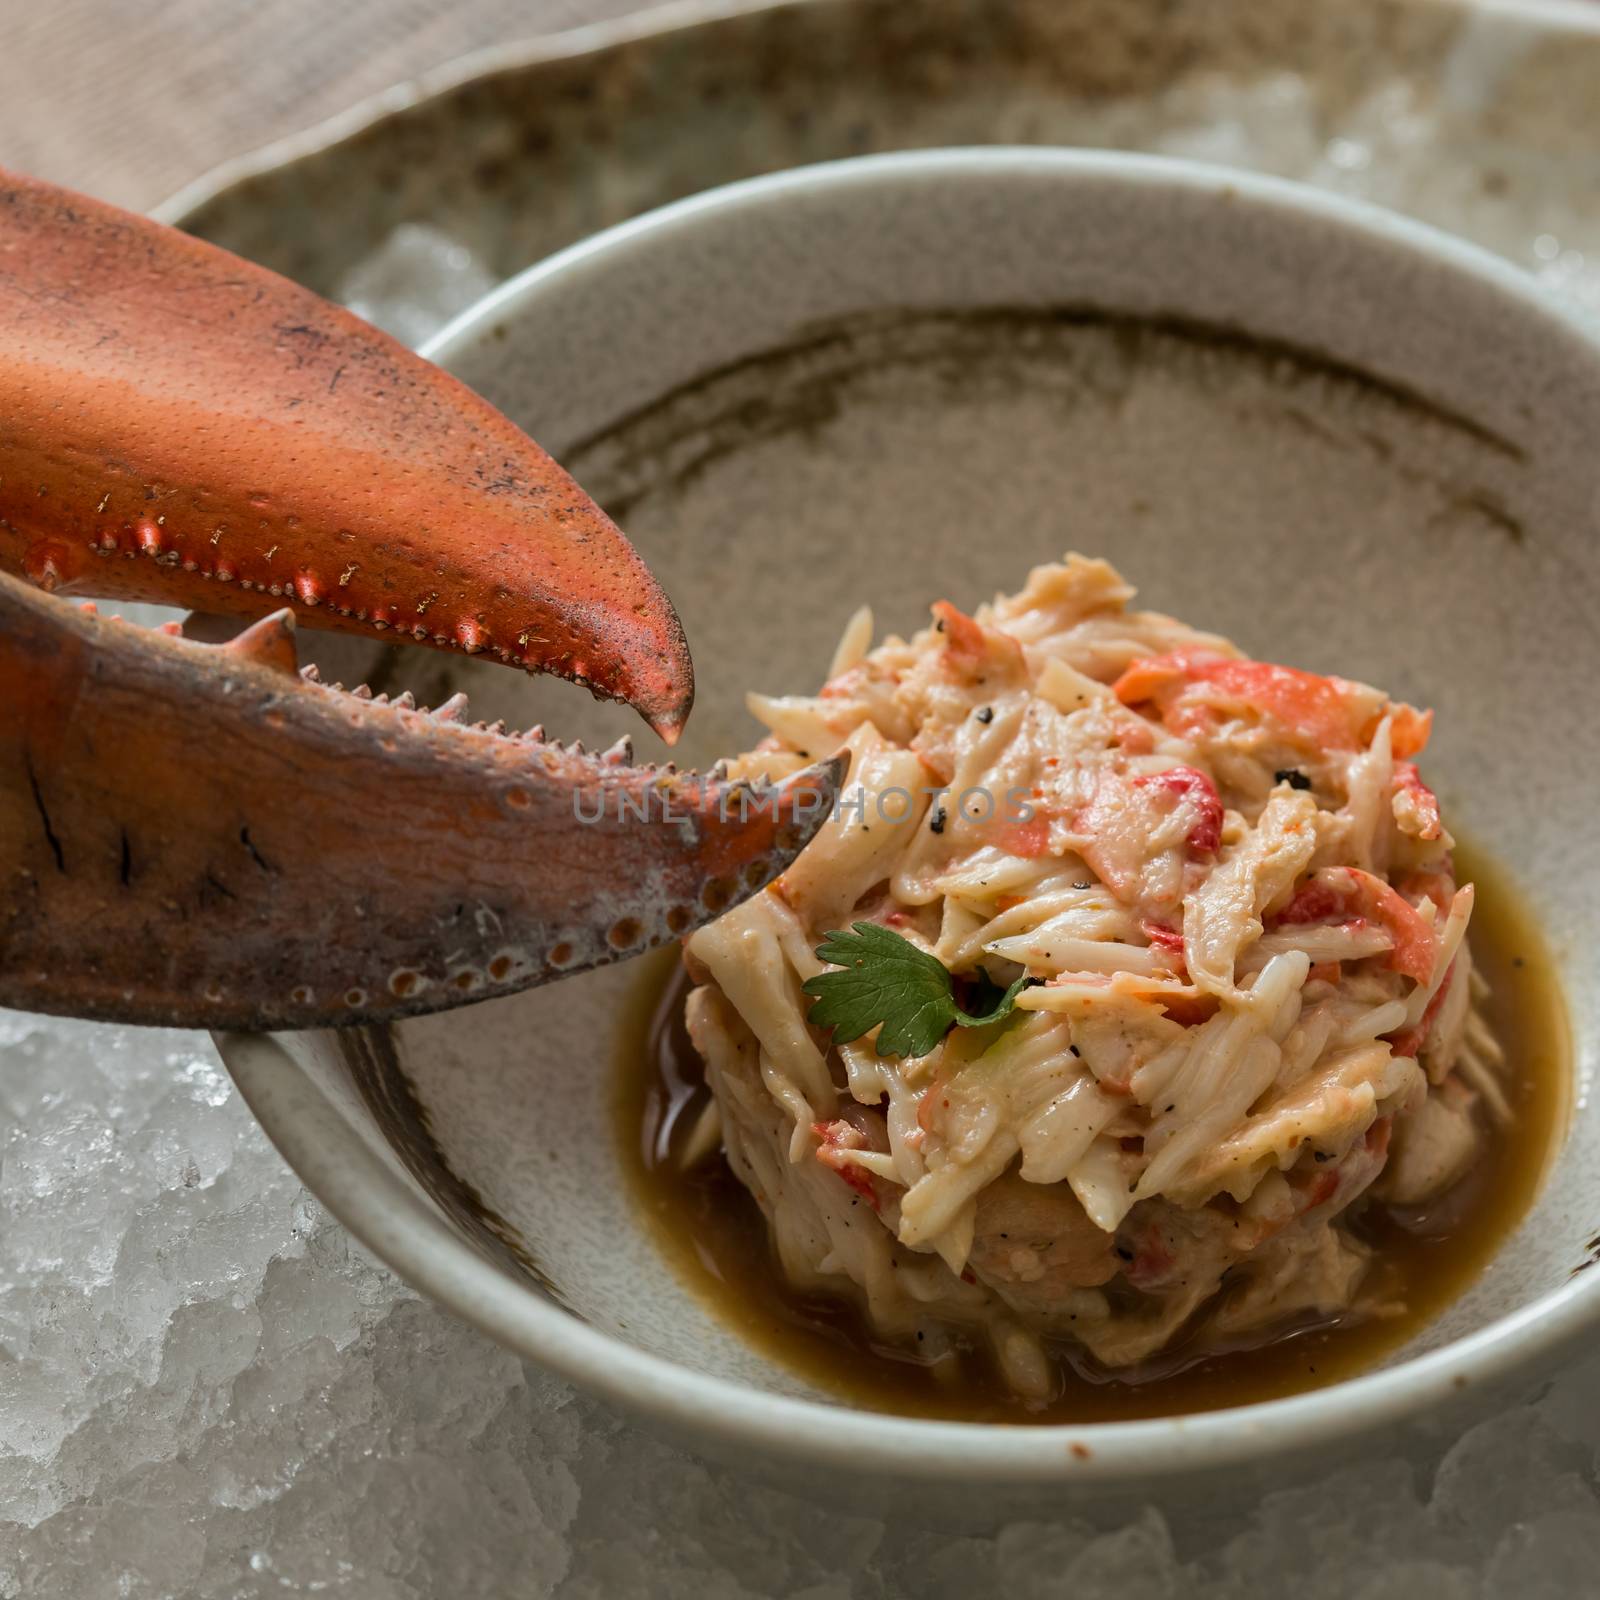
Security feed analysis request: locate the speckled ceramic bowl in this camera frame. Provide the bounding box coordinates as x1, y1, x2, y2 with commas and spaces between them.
218, 151, 1600, 1513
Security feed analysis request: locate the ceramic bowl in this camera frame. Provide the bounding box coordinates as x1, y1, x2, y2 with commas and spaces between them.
218, 150, 1600, 1512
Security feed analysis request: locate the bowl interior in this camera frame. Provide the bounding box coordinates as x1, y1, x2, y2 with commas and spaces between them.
240, 154, 1600, 1443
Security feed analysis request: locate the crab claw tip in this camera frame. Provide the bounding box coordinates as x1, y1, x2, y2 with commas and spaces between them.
649, 710, 688, 746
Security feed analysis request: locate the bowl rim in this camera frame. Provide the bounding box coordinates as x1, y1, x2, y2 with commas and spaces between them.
224, 148, 1600, 1483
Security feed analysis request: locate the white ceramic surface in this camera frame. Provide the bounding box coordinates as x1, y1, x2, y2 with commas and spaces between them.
219, 151, 1600, 1508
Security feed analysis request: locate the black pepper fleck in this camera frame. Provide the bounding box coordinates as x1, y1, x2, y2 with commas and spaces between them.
975, 706, 994, 724
1275, 768, 1313, 791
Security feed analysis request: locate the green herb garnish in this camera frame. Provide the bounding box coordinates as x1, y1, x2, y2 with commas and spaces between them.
802, 922, 1035, 1059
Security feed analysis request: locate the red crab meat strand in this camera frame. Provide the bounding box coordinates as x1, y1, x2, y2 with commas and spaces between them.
1133, 764, 1223, 855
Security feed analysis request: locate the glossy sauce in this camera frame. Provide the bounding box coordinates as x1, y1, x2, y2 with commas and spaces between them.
614, 847, 1569, 1421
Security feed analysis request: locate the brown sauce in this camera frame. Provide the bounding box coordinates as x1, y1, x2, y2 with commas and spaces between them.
614, 846, 1569, 1421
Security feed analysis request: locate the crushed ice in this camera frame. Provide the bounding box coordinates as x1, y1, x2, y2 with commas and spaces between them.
1, 1007, 1598, 1594
341, 224, 496, 349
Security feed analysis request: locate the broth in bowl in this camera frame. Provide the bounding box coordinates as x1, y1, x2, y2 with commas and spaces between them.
620, 555, 1569, 1421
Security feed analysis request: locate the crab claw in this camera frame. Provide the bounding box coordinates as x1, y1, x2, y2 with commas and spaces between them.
0, 575, 843, 1028
0, 166, 692, 741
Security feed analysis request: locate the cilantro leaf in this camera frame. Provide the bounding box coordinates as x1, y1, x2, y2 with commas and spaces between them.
804, 923, 953, 1059
802, 922, 1036, 1060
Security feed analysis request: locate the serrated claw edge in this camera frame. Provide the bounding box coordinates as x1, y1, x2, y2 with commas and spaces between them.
0, 576, 842, 1029
0, 164, 692, 739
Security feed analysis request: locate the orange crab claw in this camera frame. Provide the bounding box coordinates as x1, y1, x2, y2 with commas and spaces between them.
0, 575, 844, 1029
0, 166, 692, 741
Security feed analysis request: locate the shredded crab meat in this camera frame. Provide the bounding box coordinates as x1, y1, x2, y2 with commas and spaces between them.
684, 554, 1508, 1398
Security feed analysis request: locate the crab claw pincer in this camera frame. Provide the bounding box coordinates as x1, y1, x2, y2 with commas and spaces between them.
0, 576, 844, 1028
0, 165, 692, 741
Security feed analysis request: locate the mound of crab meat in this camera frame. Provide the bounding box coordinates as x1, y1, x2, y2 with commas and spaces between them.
682, 555, 1508, 1397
